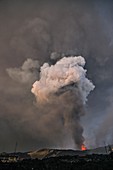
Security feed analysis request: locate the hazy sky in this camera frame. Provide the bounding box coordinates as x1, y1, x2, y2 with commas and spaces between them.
0, 0, 113, 152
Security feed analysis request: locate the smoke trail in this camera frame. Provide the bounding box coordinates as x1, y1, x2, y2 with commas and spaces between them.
32, 55, 95, 148
7, 58, 40, 84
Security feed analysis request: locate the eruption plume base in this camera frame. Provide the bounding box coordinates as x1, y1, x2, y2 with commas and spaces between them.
81, 144, 87, 151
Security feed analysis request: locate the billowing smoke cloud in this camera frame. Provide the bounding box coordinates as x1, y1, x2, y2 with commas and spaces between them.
31, 55, 94, 148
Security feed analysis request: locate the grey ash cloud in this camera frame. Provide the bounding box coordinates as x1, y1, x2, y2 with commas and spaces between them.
0, 0, 113, 152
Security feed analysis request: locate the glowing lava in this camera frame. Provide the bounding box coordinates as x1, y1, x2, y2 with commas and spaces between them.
81, 144, 87, 151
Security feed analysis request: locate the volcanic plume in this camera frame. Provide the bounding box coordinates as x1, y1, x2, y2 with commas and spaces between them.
31, 55, 95, 149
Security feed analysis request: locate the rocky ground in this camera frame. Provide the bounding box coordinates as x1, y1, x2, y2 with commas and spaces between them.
0, 153, 113, 170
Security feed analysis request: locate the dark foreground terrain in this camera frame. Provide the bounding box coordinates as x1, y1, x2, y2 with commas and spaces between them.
0, 153, 113, 170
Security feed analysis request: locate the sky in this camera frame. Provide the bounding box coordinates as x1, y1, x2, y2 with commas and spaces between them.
0, 0, 113, 152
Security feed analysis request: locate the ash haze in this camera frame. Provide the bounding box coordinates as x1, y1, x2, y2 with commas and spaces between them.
0, 0, 113, 152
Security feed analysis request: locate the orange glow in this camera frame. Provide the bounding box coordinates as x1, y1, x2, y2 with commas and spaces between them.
81, 144, 87, 151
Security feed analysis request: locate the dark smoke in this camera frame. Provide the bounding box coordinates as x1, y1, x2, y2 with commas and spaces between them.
38, 87, 85, 149
0, 0, 113, 152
